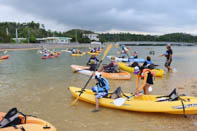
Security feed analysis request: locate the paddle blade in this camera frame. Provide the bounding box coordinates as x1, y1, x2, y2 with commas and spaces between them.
71, 96, 80, 106
113, 98, 126, 106
101, 44, 113, 60
115, 43, 119, 48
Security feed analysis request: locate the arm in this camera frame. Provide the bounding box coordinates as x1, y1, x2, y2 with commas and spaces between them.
96, 57, 99, 62
159, 54, 165, 57
104, 63, 113, 69
135, 75, 140, 92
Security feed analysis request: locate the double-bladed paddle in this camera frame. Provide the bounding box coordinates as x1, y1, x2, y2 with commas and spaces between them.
71, 44, 113, 105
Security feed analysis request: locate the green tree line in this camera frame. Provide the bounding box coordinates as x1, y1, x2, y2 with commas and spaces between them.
1, 21, 197, 44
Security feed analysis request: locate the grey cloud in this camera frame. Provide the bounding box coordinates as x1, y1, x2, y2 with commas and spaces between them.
2, 0, 197, 34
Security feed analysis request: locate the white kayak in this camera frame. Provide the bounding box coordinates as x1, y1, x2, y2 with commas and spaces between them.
107, 56, 145, 63
71, 65, 131, 80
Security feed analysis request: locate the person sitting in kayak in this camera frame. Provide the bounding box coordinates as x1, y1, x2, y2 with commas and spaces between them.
72, 48, 76, 54
120, 50, 126, 58
91, 74, 110, 112
98, 56, 119, 73
87, 60, 97, 71
143, 56, 153, 67
87, 54, 99, 65
134, 66, 155, 96
132, 51, 138, 58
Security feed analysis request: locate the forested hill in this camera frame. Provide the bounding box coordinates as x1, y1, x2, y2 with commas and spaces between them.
1, 21, 197, 43
0, 21, 93, 43
99, 33, 197, 43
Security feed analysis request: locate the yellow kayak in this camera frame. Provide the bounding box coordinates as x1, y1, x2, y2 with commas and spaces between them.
118, 62, 164, 77
0, 112, 56, 131
69, 87, 197, 115
87, 52, 99, 56
71, 52, 86, 56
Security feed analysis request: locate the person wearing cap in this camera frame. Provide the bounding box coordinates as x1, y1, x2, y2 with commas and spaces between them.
87, 54, 99, 65
134, 66, 155, 96
98, 56, 119, 73
91, 74, 110, 112
160, 44, 173, 72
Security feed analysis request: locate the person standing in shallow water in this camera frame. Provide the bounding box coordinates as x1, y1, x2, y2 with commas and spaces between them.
160, 44, 173, 72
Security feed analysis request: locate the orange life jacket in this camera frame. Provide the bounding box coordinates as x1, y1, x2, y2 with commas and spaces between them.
138, 69, 155, 78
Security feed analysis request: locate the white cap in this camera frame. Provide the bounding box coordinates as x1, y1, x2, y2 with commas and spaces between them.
95, 72, 102, 79
134, 66, 140, 74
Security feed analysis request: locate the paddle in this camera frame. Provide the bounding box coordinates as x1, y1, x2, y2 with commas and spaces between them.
71, 44, 113, 106
115, 43, 130, 58
113, 86, 153, 106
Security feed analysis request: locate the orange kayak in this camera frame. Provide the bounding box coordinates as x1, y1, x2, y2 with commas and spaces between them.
0, 112, 56, 131
71, 65, 131, 80
0, 55, 9, 60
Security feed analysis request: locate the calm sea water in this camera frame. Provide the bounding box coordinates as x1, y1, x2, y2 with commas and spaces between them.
1, 45, 197, 131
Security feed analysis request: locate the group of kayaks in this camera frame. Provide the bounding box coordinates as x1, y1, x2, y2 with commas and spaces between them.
71, 51, 101, 56
41, 52, 61, 59
69, 46, 197, 116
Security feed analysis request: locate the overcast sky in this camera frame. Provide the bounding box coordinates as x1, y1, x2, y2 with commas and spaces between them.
1, 0, 197, 35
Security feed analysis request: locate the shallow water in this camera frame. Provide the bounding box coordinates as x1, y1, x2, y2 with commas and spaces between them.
1, 46, 197, 131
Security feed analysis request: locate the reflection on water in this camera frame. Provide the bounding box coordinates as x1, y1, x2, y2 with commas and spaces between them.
1, 46, 197, 130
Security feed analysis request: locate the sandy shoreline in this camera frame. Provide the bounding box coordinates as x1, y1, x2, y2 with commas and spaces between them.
0, 43, 105, 51
175, 78, 197, 97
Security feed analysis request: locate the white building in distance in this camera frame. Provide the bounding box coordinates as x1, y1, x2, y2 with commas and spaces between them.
12, 38, 27, 43
82, 34, 99, 41
36, 37, 72, 44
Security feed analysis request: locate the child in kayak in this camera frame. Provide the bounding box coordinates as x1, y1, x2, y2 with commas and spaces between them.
87, 60, 97, 71
134, 66, 155, 96
91, 74, 110, 112
133, 51, 138, 58
87, 54, 99, 65
98, 56, 119, 73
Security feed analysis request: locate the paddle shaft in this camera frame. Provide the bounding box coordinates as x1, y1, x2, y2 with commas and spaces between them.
72, 44, 113, 105
116, 44, 130, 58
77, 60, 102, 97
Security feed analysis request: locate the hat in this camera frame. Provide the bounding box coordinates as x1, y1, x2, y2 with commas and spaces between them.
134, 66, 140, 74
95, 73, 102, 79
166, 43, 171, 47
111, 56, 116, 61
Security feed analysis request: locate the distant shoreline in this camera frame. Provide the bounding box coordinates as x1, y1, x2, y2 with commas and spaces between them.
0, 41, 196, 51
0, 43, 104, 51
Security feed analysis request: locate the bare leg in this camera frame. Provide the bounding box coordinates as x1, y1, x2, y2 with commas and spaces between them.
144, 84, 150, 95
95, 97, 99, 110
